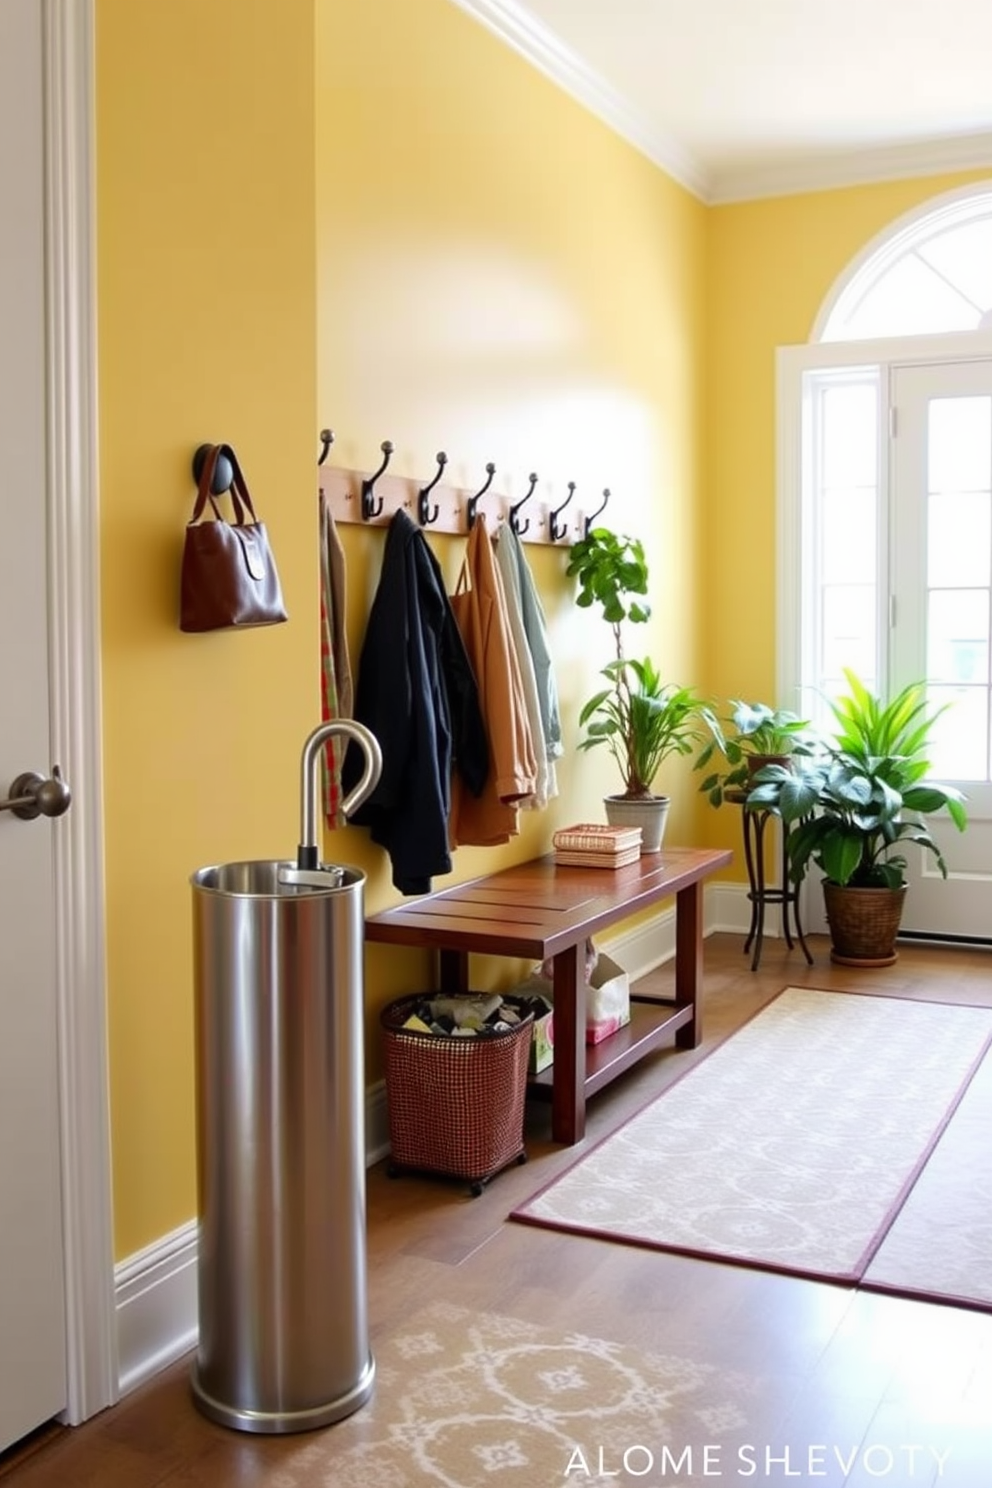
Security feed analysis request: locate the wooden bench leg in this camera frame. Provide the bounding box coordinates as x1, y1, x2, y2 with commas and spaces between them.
438, 948, 469, 994
674, 880, 702, 1049
550, 942, 586, 1144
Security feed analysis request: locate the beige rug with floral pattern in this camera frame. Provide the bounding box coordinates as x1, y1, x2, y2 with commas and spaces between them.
261, 1302, 760, 1488
513, 988, 992, 1306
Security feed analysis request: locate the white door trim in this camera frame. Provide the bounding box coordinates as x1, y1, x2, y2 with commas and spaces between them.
43, 0, 117, 1422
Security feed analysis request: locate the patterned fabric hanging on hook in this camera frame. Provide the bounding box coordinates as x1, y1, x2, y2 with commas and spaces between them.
319, 491, 354, 826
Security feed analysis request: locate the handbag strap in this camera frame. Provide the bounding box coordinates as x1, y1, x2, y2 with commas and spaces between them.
188, 443, 260, 527
189, 445, 225, 524
222, 444, 259, 526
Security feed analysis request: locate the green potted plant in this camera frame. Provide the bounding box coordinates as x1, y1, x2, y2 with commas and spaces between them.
695, 700, 814, 807
745, 670, 967, 966
566, 527, 705, 851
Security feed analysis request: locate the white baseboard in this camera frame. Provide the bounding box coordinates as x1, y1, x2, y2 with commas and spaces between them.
706, 880, 803, 941
115, 1220, 198, 1398
705, 880, 753, 937
115, 882, 753, 1398
597, 902, 675, 980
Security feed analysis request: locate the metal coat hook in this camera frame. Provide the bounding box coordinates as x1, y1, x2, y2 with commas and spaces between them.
317, 428, 335, 466
548, 481, 576, 542
466, 462, 496, 530
192, 443, 234, 495
509, 472, 538, 536
418, 451, 447, 526
361, 440, 393, 520
584, 487, 611, 537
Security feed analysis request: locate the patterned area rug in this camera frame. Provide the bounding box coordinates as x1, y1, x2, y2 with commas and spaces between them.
864, 1039, 992, 1308
513, 988, 992, 1302
266, 1302, 760, 1488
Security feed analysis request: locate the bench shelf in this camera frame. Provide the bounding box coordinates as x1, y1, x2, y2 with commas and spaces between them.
365, 847, 732, 1145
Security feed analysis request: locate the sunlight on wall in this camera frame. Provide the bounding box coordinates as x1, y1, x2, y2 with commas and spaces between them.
316, 0, 706, 1058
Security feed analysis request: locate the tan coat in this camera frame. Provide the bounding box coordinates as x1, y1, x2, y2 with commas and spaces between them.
449, 516, 537, 846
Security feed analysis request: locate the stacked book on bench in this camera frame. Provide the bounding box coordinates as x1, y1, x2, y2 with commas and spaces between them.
553, 822, 642, 869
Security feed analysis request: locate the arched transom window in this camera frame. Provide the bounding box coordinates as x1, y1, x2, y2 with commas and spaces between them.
817, 187, 992, 342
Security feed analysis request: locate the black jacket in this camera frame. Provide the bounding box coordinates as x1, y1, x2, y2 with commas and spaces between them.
343, 510, 488, 893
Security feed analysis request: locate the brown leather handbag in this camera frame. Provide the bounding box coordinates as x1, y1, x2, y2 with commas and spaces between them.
180, 444, 288, 632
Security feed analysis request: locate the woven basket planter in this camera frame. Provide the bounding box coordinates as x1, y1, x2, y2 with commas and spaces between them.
822, 882, 908, 967
380, 995, 533, 1194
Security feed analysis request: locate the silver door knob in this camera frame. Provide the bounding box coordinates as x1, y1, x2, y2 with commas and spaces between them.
0, 765, 72, 820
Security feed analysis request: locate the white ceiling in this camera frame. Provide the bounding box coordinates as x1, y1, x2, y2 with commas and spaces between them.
452, 0, 992, 202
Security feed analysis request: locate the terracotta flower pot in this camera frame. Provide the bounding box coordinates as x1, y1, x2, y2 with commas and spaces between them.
745, 753, 791, 783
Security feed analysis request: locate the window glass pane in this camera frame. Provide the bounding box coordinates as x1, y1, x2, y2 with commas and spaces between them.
928, 492, 991, 588
927, 589, 990, 684
821, 198, 992, 341
804, 368, 880, 739
928, 397, 991, 493
839, 256, 979, 340
823, 490, 875, 583
822, 585, 876, 679
822, 384, 877, 487
927, 685, 990, 781
917, 219, 992, 316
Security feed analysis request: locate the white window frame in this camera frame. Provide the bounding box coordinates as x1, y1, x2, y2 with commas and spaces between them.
777, 329, 992, 719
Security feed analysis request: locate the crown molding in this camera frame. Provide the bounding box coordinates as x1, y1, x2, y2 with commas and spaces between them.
446, 0, 709, 200
709, 130, 992, 205
447, 0, 992, 206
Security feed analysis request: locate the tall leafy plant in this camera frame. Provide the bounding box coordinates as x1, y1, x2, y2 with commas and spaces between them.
746, 670, 967, 888
566, 528, 650, 663
578, 659, 705, 800
566, 529, 704, 801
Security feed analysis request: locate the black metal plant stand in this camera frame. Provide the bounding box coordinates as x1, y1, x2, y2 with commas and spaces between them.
731, 790, 814, 972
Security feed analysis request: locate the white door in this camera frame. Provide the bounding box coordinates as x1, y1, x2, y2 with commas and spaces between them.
889, 359, 992, 938
0, 0, 70, 1451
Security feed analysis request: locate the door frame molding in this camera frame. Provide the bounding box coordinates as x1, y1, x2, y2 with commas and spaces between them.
44, 0, 117, 1422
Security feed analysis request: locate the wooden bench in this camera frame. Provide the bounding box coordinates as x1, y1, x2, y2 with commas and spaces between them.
365, 846, 732, 1145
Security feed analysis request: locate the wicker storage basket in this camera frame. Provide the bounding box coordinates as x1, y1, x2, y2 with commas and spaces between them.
381, 995, 533, 1193
823, 882, 908, 966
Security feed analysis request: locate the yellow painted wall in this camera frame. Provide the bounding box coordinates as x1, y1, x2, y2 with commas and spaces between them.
96, 0, 317, 1257
699, 167, 992, 863
95, 0, 985, 1261
315, 0, 708, 1036
95, 0, 704, 1261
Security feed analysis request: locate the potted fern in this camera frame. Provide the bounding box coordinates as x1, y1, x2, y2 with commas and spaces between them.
745, 670, 967, 965
566, 528, 706, 852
